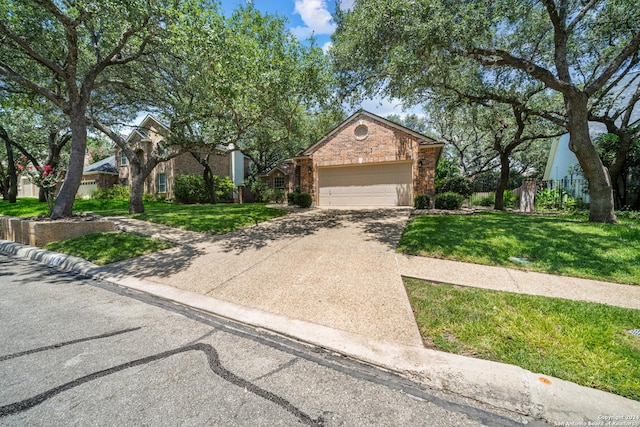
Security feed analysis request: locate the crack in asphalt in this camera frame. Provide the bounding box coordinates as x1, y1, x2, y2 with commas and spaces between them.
0, 327, 142, 362
0, 342, 324, 426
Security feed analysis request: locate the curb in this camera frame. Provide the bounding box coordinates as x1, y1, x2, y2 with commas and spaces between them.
2, 239, 639, 423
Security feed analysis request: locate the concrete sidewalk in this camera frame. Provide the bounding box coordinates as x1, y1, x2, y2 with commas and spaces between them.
2, 208, 639, 423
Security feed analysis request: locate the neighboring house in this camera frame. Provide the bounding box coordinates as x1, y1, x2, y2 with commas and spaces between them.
290, 110, 444, 207
259, 160, 295, 192
77, 155, 119, 198
116, 115, 247, 200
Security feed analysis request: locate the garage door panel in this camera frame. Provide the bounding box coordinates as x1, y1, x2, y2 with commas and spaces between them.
318, 163, 412, 206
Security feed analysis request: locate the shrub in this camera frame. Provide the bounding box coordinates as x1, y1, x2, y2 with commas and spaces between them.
213, 175, 236, 202
174, 174, 208, 204
478, 194, 495, 206
272, 189, 285, 203
437, 176, 474, 198
294, 193, 313, 208
414, 194, 430, 209
251, 180, 270, 203
435, 192, 464, 210
287, 192, 296, 205
91, 184, 130, 201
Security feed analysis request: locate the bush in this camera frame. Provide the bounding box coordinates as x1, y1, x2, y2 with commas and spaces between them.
174, 174, 208, 204
91, 184, 130, 201
272, 189, 285, 203
287, 192, 296, 205
251, 180, 270, 203
435, 192, 464, 210
294, 193, 313, 208
414, 194, 430, 209
437, 176, 474, 198
213, 175, 236, 203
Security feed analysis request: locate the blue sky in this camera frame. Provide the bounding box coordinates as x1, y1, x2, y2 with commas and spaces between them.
218, 0, 414, 117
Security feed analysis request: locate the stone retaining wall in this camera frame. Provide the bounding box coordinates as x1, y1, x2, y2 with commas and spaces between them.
0, 216, 115, 247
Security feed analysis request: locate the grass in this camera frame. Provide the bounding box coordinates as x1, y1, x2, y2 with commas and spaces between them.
44, 232, 175, 265
0, 198, 288, 235
404, 278, 640, 401
397, 211, 640, 285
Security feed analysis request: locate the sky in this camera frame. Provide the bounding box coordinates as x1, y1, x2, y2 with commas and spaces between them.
218, 0, 416, 118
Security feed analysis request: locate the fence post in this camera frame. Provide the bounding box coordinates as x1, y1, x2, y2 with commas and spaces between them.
520, 179, 537, 213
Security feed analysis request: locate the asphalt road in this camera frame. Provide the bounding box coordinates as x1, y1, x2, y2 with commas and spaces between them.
0, 256, 544, 426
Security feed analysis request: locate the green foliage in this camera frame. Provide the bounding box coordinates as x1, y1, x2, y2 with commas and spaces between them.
91, 184, 131, 201
287, 192, 296, 206
271, 189, 285, 203
397, 211, 640, 285
434, 192, 464, 210
405, 278, 640, 401
535, 188, 577, 211
294, 193, 313, 208
214, 175, 236, 202
45, 232, 174, 266
251, 180, 270, 203
414, 194, 430, 209
174, 174, 208, 204
437, 176, 474, 198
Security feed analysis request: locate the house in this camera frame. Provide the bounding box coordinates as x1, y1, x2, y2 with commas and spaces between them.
259, 160, 295, 192
77, 155, 119, 198
290, 110, 444, 207
116, 115, 247, 200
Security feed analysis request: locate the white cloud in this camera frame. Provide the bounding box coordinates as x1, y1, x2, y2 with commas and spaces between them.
291, 0, 336, 39
322, 41, 332, 54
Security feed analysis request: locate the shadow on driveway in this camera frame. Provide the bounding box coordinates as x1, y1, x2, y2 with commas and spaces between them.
219, 208, 410, 254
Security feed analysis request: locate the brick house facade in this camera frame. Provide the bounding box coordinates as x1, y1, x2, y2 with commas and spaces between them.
291, 110, 444, 207
116, 115, 247, 200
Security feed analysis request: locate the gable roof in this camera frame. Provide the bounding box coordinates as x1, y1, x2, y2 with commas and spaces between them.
300, 109, 444, 157
125, 115, 169, 143
83, 155, 117, 174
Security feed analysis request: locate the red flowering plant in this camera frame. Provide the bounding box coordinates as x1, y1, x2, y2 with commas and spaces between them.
15, 156, 66, 214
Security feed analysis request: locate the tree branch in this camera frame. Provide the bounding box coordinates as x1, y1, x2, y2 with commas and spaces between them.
585, 31, 640, 96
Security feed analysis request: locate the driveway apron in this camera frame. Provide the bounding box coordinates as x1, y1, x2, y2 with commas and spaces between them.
104, 209, 424, 347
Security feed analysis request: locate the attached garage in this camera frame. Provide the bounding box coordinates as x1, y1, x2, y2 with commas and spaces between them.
318, 162, 413, 206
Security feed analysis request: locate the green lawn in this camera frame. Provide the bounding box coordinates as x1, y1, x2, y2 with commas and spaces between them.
404, 278, 640, 401
0, 198, 288, 235
45, 232, 175, 265
397, 211, 640, 285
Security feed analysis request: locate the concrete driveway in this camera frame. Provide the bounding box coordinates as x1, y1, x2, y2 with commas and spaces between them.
102, 209, 423, 347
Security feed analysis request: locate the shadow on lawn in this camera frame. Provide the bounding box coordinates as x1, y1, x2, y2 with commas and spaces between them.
219, 208, 410, 253
96, 244, 206, 279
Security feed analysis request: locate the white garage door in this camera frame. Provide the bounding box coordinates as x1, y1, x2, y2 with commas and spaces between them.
318, 162, 413, 206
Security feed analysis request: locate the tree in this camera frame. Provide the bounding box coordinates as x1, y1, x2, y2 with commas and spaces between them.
0, 94, 71, 202
332, 0, 640, 223
589, 72, 640, 207
0, 0, 172, 218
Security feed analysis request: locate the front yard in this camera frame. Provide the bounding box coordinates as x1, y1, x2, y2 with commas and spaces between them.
0, 198, 288, 235
397, 211, 640, 285
405, 278, 640, 401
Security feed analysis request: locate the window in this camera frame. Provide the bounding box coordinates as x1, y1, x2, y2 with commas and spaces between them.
354, 124, 369, 140
119, 151, 127, 166
157, 173, 167, 193
273, 176, 285, 189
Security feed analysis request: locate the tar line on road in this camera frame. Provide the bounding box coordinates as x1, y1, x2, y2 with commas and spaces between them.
0, 260, 535, 427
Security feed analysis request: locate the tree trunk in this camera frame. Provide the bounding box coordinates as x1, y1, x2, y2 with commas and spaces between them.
565, 92, 617, 223
5, 139, 17, 203
494, 153, 510, 211
129, 159, 146, 214
51, 109, 87, 219
203, 163, 218, 204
